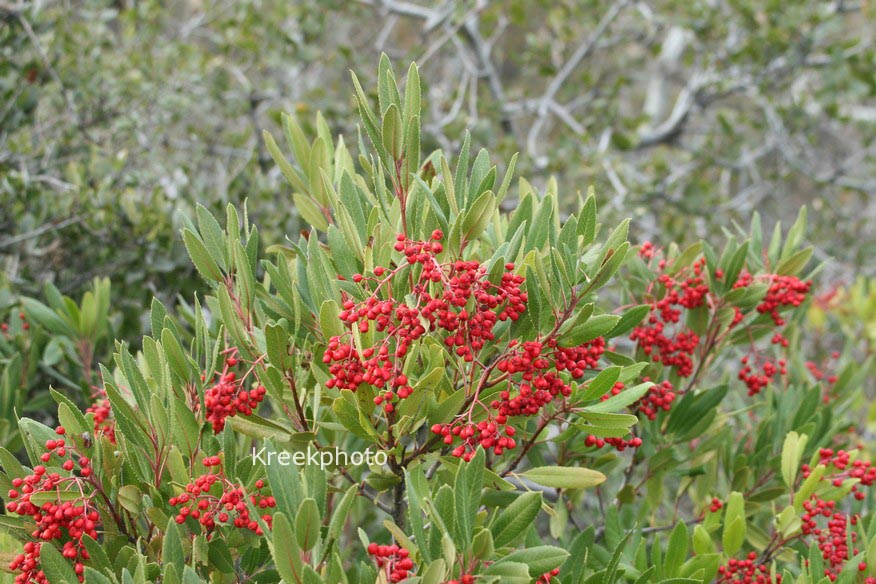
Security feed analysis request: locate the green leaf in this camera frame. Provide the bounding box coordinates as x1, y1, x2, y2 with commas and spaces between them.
586, 242, 630, 294
722, 492, 746, 556
377, 53, 401, 115
319, 300, 344, 340
483, 561, 532, 583
794, 464, 825, 509
578, 189, 597, 246
271, 512, 304, 584
328, 484, 357, 542
21, 298, 76, 337
461, 190, 496, 242
578, 366, 621, 401
196, 203, 228, 272
404, 62, 421, 122
775, 247, 812, 276
39, 542, 79, 584
118, 485, 142, 514
781, 431, 808, 488
265, 130, 308, 193
495, 546, 570, 577
382, 103, 404, 160
603, 532, 632, 584
664, 522, 689, 577
520, 466, 606, 489
183, 229, 223, 282
84, 568, 114, 584
606, 305, 650, 339
585, 382, 653, 413
558, 314, 620, 348
577, 411, 638, 430
455, 448, 485, 548
332, 392, 377, 441
420, 560, 448, 584
293, 192, 329, 232
295, 498, 321, 552
472, 528, 495, 560
163, 519, 185, 572
491, 491, 542, 548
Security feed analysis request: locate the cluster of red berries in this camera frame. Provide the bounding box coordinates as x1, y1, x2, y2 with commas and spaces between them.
792, 449, 876, 580
756, 275, 811, 326
431, 421, 517, 461
553, 338, 607, 377
707, 497, 723, 513
324, 231, 527, 415
5, 427, 97, 584
494, 338, 604, 413
537, 568, 561, 583
582, 378, 671, 451
366, 543, 414, 582
800, 498, 861, 580
434, 337, 607, 460
717, 552, 781, 583
638, 241, 655, 260
324, 341, 413, 413
86, 387, 115, 444
805, 352, 840, 384
445, 576, 474, 584
169, 456, 275, 536
630, 260, 710, 377
582, 378, 676, 452
738, 356, 786, 396
1, 311, 29, 336
203, 357, 266, 433
633, 379, 676, 420
803, 448, 876, 500
583, 433, 642, 452
805, 352, 841, 403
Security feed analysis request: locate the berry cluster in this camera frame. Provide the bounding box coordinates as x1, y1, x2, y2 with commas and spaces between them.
738, 357, 786, 396
434, 337, 608, 460
794, 449, 876, 580
805, 352, 839, 384
366, 542, 414, 582
717, 552, 781, 583
429, 338, 598, 460
430, 420, 517, 461
445, 576, 474, 584
583, 378, 675, 451
805, 352, 841, 403
803, 448, 876, 500
86, 387, 115, 444
203, 356, 267, 433
1, 311, 29, 336
630, 260, 709, 377
5, 427, 97, 584
800, 499, 861, 580
494, 338, 605, 415
756, 275, 811, 326
583, 433, 642, 452
633, 379, 676, 420
324, 231, 526, 414
707, 497, 723, 513
169, 456, 275, 536
537, 568, 561, 583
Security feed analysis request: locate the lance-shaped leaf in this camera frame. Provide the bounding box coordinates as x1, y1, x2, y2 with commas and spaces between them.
520, 466, 606, 489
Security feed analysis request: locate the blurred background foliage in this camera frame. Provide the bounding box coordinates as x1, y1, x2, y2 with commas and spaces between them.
1, 0, 875, 363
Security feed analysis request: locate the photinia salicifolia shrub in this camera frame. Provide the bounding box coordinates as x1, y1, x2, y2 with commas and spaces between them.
2, 57, 875, 584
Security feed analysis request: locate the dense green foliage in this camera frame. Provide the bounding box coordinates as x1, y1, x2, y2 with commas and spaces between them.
3, 1, 876, 344
1, 57, 875, 584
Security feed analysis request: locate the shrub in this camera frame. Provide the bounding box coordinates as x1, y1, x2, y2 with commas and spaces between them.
0, 58, 871, 584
